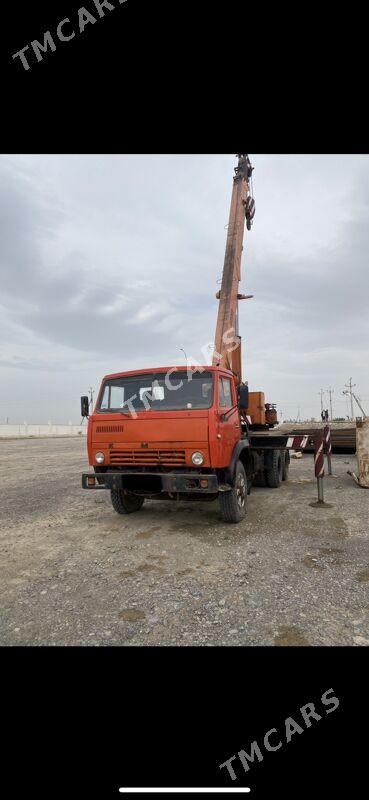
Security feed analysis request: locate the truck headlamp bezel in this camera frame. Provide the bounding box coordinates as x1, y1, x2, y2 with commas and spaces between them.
191, 451, 204, 465
95, 452, 105, 464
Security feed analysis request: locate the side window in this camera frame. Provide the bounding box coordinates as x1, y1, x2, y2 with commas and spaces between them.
219, 377, 232, 408
100, 386, 109, 409
110, 386, 124, 408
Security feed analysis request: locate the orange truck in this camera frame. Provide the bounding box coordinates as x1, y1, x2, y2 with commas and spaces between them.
81, 155, 299, 522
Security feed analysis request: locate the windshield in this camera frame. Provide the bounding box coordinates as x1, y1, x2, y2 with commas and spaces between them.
98, 371, 214, 413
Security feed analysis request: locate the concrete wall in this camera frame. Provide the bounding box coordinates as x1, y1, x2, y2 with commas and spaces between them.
0, 424, 87, 438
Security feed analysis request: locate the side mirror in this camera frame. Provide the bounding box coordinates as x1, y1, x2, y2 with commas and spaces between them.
238, 384, 249, 410
81, 396, 89, 417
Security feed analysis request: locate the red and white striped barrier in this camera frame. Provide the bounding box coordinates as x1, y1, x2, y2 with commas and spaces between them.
323, 425, 333, 475
309, 428, 332, 507
314, 430, 325, 479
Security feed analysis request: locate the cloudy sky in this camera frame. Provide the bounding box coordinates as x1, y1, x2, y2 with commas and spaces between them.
0, 153, 368, 424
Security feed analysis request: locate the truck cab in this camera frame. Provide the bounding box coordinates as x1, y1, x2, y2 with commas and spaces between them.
82, 365, 253, 522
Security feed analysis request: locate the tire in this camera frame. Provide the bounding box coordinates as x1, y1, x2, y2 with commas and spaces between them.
110, 489, 145, 514
282, 450, 290, 481
265, 450, 283, 488
219, 461, 247, 523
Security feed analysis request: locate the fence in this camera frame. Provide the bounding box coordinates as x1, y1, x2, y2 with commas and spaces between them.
0, 424, 87, 438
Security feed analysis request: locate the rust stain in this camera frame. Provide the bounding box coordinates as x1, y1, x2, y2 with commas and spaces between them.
118, 609, 146, 621
274, 625, 310, 646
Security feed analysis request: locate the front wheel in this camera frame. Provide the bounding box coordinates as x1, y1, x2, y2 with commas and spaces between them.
219, 461, 247, 523
110, 489, 145, 514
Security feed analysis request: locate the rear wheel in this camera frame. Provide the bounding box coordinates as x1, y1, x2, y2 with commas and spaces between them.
110, 489, 145, 514
282, 450, 290, 481
265, 450, 283, 488
219, 461, 247, 523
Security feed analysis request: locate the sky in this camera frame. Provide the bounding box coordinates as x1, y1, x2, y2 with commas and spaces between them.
0, 153, 368, 424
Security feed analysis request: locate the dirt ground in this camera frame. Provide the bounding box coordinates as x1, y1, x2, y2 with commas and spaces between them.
0, 437, 368, 646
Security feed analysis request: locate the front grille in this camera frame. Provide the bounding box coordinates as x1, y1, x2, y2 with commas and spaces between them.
96, 425, 124, 433
110, 449, 186, 465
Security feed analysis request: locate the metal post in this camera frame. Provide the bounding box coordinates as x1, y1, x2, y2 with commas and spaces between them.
317, 475, 324, 502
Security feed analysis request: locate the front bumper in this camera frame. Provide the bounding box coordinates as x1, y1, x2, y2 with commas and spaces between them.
82, 471, 219, 494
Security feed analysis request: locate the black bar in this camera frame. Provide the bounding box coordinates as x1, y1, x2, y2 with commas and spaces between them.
249, 434, 293, 449
82, 472, 219, 493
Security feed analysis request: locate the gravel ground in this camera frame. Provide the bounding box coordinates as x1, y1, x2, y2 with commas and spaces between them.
0, 437, 368, 646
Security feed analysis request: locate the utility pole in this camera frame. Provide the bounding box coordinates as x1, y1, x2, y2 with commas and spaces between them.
319, 389, 325, 417
351, 391, 367, 418
343, 378, 356, 421
343, 387, 367, 418
326, 387, 334, 421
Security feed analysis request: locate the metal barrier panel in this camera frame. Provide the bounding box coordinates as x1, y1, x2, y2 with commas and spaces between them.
356, 418, 369, 488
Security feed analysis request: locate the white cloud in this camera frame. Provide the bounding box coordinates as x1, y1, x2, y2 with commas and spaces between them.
0, 153, 368, 423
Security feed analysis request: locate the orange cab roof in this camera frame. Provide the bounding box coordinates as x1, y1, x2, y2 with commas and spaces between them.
103, 365, 233, 381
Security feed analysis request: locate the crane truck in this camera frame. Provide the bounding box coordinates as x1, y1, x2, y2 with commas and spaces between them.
81, 154, 302, 523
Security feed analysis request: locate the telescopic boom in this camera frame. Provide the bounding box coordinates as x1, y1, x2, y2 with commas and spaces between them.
212, 154, 255, 383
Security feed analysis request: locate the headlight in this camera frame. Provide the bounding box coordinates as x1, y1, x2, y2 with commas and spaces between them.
191, 451, 204, 465
95, 452, 105, 464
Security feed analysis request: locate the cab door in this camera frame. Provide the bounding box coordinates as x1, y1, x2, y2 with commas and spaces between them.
216, 374, 240, 467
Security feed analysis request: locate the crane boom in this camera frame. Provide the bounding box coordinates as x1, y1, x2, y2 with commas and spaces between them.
212, 154, 254, 383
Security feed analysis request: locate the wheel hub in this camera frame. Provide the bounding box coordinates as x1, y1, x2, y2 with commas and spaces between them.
236, 474, 246, 507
